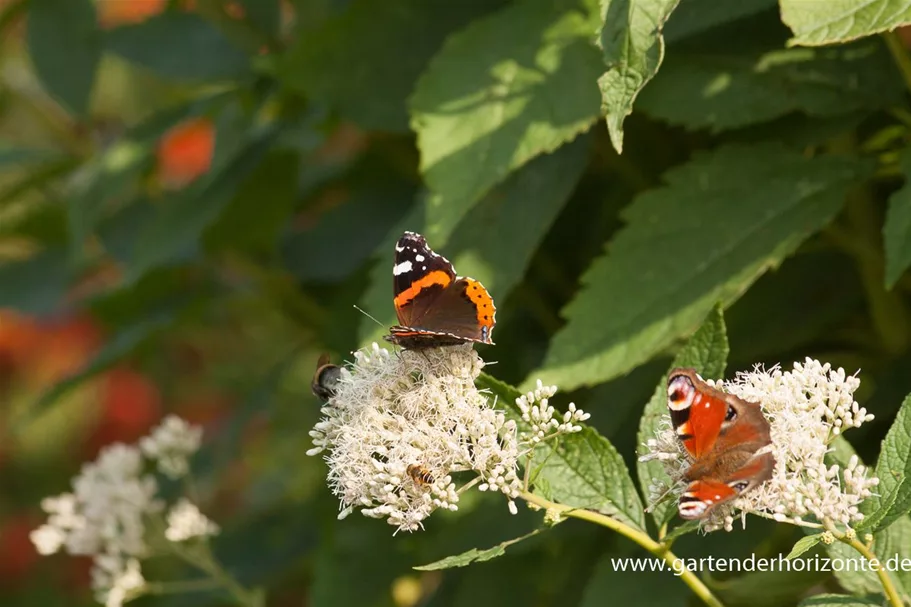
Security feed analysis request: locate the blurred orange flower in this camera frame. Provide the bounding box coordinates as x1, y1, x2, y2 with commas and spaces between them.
97, 0, 168, 28
84, 368, 162, 457
0, 313, 101, 385
0, 312, 41, 368
157, 118, 216, 188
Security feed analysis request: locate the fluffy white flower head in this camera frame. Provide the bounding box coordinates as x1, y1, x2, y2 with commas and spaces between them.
165, 498, 220, 542
140, 415, 203, 478
93, 556, 145, 607
641, 359, 878, 532
308, 343, 521, 532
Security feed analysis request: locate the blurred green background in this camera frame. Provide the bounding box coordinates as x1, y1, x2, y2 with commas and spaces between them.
3, 0, 911, 606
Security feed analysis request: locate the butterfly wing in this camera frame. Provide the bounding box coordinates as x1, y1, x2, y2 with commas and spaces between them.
679, 452, 775, 519
667, 369, 727, 458
401, 277, 495, 343
389, 232, 496, 344
392, 232, 456, 328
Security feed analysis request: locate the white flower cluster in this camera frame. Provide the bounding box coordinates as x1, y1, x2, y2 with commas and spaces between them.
140, 415, 203, 478
642, 359, 879, 532
517, 380, 590, 443
308, 343, 589, 532
308, 343, 519, 532
165, 498, 220, 542
30, 415, 218, 607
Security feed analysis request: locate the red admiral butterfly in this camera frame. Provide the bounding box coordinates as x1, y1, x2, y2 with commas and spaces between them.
667, 368, 775, 519
384, 231, 496, 349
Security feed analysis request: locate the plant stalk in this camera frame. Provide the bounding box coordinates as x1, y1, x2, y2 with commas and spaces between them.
826, 523, 904, 607
519, 491, 725, 607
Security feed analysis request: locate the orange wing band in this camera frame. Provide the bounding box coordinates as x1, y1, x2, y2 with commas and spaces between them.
394, 271, 452, 308
463, 279, 496, 332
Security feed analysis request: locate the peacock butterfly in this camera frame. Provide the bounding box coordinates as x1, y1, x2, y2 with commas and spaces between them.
666, 368, 775, 519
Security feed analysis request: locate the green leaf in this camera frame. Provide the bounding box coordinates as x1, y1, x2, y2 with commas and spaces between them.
413, 530, 540, 571
531, 143, 873, 391
861, 393, 911, 532
597, 0, 680, 153
0, 248, 71, 315
26, 0, 101, 116
279, 0, 503, 132
885, 148, 911, 289
637, 305, 728, 526
799, 596, 881, 607
411, 0, 602, 245
780, 0, 911, 46
106, 12, 250, 81
663, 0, 776, 43
357, 138, 590, 343
638, 41, 902, 133
786, 534, 822, 559
477, 374, 647, 531
579, 552, 687, 607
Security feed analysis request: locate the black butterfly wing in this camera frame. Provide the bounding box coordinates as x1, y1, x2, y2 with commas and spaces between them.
392, 231, 456, 328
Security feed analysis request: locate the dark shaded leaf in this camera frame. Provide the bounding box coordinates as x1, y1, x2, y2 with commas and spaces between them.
280, 0, 504, 132
27, 0, 101, 115
0, 248, 71, 315
106, 12, 250, 81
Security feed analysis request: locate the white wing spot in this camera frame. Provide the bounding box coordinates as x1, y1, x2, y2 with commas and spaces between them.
395, 245, 405, 252
422, 266, 427, 271
415, 254, 425, 262
393, 261, 413, 276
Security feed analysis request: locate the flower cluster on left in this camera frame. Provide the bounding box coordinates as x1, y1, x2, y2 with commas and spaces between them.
30, 415, 222, 607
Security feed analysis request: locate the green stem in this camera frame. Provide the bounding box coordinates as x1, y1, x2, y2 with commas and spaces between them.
883, 32, 911, 96
147, 578, 225, 595
169, 542, 261, 607
519, 491, 725, 607
826, 523, 904, 607
843, 195, 911, 355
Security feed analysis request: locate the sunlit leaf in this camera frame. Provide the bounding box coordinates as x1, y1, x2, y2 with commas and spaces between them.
411, 0, 601, 245
597, 0, 680, 153
780, 0, 911, 46
532, 143, 873, 391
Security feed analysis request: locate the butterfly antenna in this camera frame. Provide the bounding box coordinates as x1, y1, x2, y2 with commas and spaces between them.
353, 305, 385, 328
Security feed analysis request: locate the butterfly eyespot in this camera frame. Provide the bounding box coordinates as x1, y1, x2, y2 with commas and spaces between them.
669, 389, 683, 402
724, 406, 737, 421
730, 481, 749, 492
